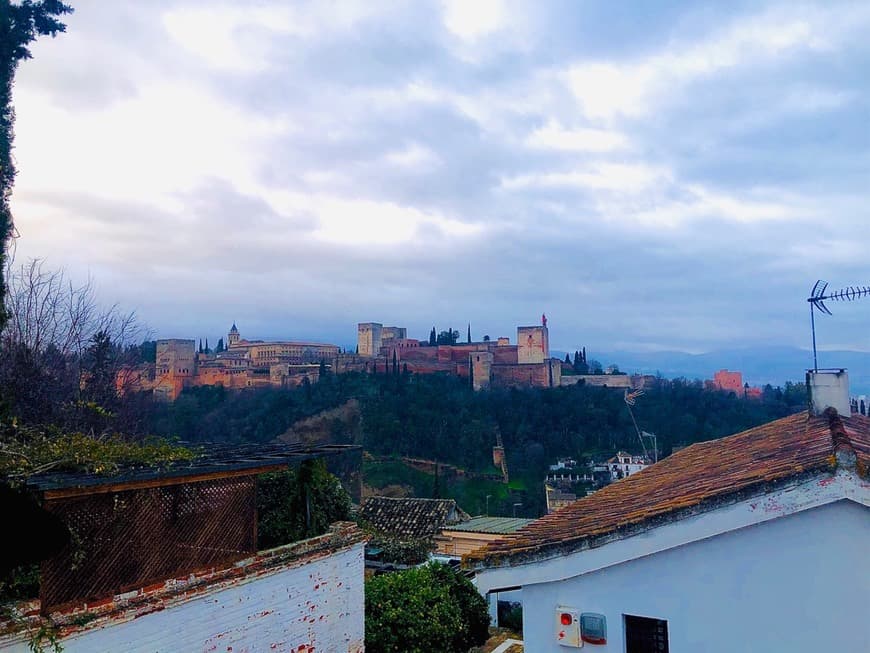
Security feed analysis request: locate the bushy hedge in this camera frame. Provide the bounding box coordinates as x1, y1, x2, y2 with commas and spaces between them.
365, 563, 490, 653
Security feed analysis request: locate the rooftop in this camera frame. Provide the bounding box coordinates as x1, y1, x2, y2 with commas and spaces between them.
468, 409, 870, 566
25, 442, 360, 496
359, 496, 470, 540
442, 516, 533, 535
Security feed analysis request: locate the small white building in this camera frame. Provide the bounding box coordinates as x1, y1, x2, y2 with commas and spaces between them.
469, 373, 869, 653
605, 451, 648, 481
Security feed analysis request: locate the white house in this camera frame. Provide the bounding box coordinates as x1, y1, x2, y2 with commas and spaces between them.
469, 371, 869, 653
605, 451, 648, 481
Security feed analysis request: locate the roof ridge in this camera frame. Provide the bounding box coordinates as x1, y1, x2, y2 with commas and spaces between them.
824, 407, 857, 470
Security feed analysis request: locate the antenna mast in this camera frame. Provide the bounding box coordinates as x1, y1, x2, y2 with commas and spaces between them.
807, 281, 870, 371
624, 389, 650, 461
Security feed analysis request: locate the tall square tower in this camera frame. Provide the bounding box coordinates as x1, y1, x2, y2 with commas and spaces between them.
517, 326, 549, 364
357, 323, 383, 357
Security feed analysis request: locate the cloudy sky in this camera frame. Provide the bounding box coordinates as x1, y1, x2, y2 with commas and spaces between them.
9, 0, 870, 354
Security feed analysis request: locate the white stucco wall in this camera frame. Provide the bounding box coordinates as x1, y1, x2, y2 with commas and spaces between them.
2, 542, 365, 653
520, 500, 868, 653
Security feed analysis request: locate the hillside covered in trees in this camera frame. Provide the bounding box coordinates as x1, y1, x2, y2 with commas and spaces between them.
145, 370, 807, 515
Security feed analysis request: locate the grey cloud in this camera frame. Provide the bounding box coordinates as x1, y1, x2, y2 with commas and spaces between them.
11, 0, 870, 354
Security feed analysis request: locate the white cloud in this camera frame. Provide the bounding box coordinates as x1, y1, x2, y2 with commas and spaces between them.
303, 196, 481, 246
13, 82, 280, 204
623, 185, 798, 228
383, 143, 442, 169
502, 163, 669, 193
564, 8, 836, 120
526, 121, 629, 152
162, 1, 385, 72
442, 0, 506, 41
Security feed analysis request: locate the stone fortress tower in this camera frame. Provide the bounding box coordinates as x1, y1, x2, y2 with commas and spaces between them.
357, 323, 383, 357
470, 351, 494, 391
517, 324, 549, 364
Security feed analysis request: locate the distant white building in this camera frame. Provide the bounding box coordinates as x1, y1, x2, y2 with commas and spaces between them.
606, 451, 648, 481
469, 372, 869, 653
548, 458, 578, 471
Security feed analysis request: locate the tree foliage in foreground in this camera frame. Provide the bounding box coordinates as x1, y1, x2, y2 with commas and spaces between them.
0, 0, 73, 333
256, 459, 352, 549
0, 259, 147, 433
365, 563, 490, 653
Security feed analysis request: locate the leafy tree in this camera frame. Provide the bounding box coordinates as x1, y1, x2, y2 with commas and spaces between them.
256, 459, 351, 549
483, 335, 490, 342
0, 0, 73, 333
359, 533, 434, 566
365, 563, 490, 653
436, 329, 459, 345
572, 350, 589, 374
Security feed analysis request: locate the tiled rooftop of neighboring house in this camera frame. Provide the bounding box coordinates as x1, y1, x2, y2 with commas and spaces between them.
467, 409, 870, 566
442, 517, 534, 535
359, 497, 470, 540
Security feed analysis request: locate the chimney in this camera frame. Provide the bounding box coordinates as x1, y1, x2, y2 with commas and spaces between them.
806, 369, 851, 416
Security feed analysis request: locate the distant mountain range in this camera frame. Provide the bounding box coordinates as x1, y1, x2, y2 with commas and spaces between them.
553, 346, 870, 396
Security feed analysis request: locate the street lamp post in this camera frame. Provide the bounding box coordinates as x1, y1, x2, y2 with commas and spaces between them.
485, 494, 492, 516
513, 502, 522, 517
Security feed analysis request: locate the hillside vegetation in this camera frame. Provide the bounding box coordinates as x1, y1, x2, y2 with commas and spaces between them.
146, 371, 807, 516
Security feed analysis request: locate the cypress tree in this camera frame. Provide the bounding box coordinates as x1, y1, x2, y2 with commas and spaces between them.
467, 323, 471, 343
429, 327, 437, 346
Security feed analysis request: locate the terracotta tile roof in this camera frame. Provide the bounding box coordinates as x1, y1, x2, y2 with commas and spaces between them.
468, 409, 870, 566
359, 497, 470, 540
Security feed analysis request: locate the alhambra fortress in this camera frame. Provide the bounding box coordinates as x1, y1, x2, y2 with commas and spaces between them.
119, 317, 570, 401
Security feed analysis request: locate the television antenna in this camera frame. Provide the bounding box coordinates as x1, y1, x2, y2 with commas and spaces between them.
807, 281, 870, 371
624, 389, 656, 462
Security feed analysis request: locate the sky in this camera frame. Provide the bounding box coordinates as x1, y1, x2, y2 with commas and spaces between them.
9, 0, 870, 354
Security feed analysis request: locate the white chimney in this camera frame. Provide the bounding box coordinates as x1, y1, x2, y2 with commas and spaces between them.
806, 369, 851, 416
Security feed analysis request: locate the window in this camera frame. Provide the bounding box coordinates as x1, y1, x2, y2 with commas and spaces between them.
624, 614, 668, 653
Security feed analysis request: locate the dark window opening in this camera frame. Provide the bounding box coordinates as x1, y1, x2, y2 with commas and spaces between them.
624, 614, 668, 653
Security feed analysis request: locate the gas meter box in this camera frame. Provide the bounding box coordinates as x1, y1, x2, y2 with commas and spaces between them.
555, 607, 582, 647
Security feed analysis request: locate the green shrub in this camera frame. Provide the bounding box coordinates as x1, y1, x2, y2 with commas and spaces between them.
365, 563, 490, 653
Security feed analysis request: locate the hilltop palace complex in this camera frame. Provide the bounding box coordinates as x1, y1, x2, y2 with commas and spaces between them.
120, 317, 566, 401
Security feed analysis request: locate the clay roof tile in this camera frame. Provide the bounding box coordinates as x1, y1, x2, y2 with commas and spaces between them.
468, 410, 870, 567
